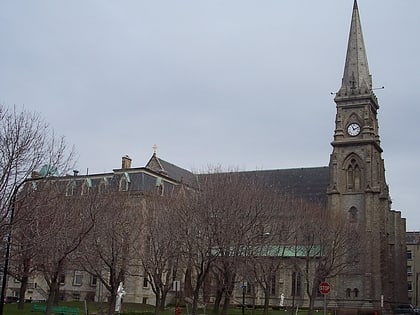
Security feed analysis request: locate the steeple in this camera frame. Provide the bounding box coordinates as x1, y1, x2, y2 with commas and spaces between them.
337, 0, 372, 96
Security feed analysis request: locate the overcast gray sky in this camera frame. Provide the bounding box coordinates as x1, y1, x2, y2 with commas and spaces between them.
1, 1, 419, 230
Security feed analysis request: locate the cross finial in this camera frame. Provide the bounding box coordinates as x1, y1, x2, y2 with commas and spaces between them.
152, 144, 158, 155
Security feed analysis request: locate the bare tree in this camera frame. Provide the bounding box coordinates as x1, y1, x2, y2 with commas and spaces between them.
140, 194, 182, 314
237, 192, 298, 315
75, 191, 144, 315
0, 104, 74, 313
175, 168, 285, 315
0, 104, 74, 223
28, 183, 97, 315
293, 200, 363, 315
8, 179, 57, 308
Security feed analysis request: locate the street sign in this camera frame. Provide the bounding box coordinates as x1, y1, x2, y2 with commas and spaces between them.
319, 282, 331, 295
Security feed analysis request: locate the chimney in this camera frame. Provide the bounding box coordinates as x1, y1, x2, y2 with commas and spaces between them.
73, 170, 79, 176
122, 155, 132, 169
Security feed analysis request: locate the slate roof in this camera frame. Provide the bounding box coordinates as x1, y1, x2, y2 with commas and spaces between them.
250, 167, 330, 204
198, 167, 330, 205
145, 154, 198, 189
54, 153, 329, 202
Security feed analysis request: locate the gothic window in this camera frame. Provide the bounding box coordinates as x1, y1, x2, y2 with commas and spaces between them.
347, 158, 361, 191
98, 178, 109, 193
66, 182, 76, 196
119, 173, 130, 191
98, 181, 106, 194
81, 182, 89, 195
353, 288, 359, 297
81, 178, 92, 195
349, 206, 358, 222
346, 288, 351, 298
270, 275, 276, 295
156, 177, 164, 196
291, 272, 301, 297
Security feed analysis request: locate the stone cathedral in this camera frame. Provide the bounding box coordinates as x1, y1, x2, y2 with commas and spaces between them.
327, 0, 406, 309
8, 0, 407, 313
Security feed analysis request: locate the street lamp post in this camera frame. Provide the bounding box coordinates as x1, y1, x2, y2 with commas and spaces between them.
241, 282, 246, 315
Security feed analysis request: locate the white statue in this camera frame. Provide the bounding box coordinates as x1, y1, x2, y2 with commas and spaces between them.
280, 293, 285, 307
115, 282, 126, 313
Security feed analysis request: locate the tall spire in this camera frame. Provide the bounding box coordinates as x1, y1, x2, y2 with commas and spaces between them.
338, 0, 372, 96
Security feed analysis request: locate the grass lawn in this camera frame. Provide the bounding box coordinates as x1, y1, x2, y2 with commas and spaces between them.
2, 302, 321, 315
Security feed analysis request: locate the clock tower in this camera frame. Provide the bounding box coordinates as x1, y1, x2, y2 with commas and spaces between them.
327, 0, 407, 310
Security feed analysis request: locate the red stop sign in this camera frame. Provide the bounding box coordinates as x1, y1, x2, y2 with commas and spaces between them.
319, 282, 331, 294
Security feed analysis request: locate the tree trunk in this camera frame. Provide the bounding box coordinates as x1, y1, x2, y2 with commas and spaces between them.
307, 278, 319, 315
18, 275, 28, 309
154, 288, 162, 313
46, 280, 59, 315
191, 288, 200, 315
221, 281, 234, 315
107, 292, 117, 315
263, 287, 270, 315
212, 288, 223, 314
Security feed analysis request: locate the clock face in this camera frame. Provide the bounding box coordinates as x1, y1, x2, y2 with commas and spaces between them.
347, 123, 361, 136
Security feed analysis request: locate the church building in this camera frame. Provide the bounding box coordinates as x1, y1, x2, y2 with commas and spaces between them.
5, 1, 407, 313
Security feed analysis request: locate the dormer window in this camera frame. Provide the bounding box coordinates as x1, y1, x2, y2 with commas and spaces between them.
66, 181, 76, 196
98, 178, 108, 194
119, 173, 130, 192
81, 178, 92, 195
156, 177, 164, 196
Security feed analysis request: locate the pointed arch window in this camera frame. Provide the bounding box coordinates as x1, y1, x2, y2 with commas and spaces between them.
66, 181, 76, 196
291, 272, 301, 297
349, 206, 358, 222
98, 178, 108, 194
347, 158, 361, 191
81, 179, 92, 195
346, 288, 351, 298
156, 177, 164, 196
353, 288, 359, 298
119, 173, 130, 192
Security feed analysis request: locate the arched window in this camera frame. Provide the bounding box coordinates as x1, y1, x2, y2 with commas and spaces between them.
81, 178, 92, 195
347, 158, 361, 191
66, 181, 76, 196
119, 177, 128, 191
346, 288, 352, 298
353, 288, 359, 298
98, 178, 108, 194
81, 183, 89, 195
156, 177, 164, 196
349, 206, 358, 222
291, 272, 301, 297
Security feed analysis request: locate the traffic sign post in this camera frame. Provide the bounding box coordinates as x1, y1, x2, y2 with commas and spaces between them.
319, 282, 331, 315
319, 282, 331, 295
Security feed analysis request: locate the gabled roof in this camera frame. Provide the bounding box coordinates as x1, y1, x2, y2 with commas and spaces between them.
146, 153, 198, 188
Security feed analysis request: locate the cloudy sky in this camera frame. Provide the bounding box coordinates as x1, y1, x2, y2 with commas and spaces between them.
1, 1, 419, 230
